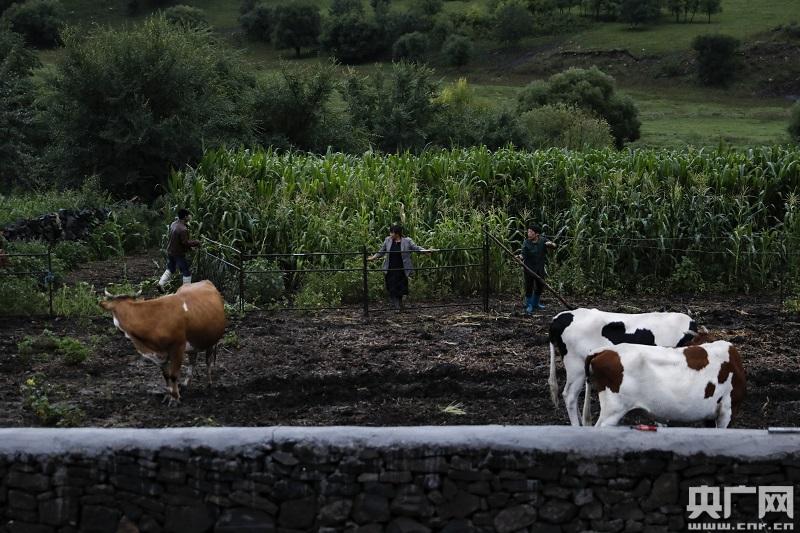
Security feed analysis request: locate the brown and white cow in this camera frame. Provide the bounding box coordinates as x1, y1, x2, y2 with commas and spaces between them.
99, 280, 226, 405
586, 339, 746, 428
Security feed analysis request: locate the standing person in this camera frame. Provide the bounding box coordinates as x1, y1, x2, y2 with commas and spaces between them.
157, 208, 200, 293
518, 223, 556, 315
369, 224, 434, 311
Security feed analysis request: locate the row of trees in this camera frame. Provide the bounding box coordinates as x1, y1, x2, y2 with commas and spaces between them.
0, 16, 640, 199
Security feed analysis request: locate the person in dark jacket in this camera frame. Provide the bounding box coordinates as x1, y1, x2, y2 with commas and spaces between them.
369, 224, 434, 311
158, 208, 200, 292
517, 223, 556, 315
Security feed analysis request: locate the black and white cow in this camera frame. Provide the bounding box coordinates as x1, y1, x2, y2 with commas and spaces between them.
548, 308, 698, 426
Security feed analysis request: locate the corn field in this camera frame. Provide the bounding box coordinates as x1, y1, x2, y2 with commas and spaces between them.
165, 146, 800, 299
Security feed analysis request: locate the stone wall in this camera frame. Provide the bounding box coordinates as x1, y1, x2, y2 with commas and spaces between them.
3, 209, 109, 243
0, 427, 798, 533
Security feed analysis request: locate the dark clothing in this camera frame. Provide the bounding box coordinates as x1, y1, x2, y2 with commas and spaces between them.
385, 241, 409, 298
524, 271, 544, 298
166, 220, 194, 257
375, 236, 425, 277
520, 237, 549, 275
167, 255, 192, 277
521, 236, 550, 298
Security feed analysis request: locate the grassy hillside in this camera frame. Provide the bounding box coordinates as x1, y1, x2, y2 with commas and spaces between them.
53, 0, 799, 149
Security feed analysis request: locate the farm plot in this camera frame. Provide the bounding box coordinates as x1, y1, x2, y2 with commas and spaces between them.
0, 294, 797, 429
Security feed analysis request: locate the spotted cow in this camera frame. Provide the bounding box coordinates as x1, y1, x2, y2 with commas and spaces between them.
99, 280, 226, 405
586, 340, 746, 427
549, 308, 699, 426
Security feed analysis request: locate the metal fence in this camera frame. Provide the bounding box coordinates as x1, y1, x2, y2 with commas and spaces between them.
197, 232, 491, 317
0, 248, 55, 315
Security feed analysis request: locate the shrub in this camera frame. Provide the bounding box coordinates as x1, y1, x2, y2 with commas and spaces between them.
53, 240, 90, 269
410, 0, 443, 16
520, 103, 614, 150
53, 282, 104, 317
163, 5, 209, 29
691, 33, 740, 87
378, 10, 431, 48
492, 0, 535, 45
788, 101, 800, 143
668, 256, 706, 293
442, 33, 472, 67
392, 31, 428, 62
44, 16, 257, 199
242, 258, 285, 306
1, 0, 64, 48
517, 67, 640, 147
20, 374, 85, 426
0, 277, 48, 315
272, 2, 321, 57
321, 13, 381, 63
239, 4, 273, 41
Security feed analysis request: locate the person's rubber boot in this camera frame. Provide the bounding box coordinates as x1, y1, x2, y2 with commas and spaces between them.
533, 294, 545, 310
525, 296, 534, 315
391, 296, 400, 311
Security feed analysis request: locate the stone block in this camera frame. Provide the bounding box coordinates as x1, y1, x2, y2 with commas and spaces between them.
493, 504, 537, 533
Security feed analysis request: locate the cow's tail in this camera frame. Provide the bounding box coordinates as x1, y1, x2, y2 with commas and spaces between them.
582, 354, 597, 426
548, 342, 559, 408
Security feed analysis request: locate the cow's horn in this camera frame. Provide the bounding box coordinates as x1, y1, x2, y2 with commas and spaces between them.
104, 289, 113, 298
134, 289, 142, 298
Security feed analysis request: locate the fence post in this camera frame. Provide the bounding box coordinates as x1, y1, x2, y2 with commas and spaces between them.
483, 225, 489, 313
47, 246, 53, 317
362, 246, 369, 318
238, 249, 245, 314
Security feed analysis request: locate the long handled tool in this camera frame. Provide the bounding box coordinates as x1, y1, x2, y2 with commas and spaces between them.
485, 231, 574, 311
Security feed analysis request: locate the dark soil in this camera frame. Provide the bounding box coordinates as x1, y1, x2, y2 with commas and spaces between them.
1, 282, 798, 429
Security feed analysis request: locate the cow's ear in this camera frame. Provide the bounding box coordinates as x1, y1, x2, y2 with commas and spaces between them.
99, 300, 112, 311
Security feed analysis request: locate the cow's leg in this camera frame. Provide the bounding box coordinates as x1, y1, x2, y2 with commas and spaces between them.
548, 343, 560, 408
582, 379, 593, 426
594, 392, 626, 427
183, 350, 197, 388
562, 357, 586, 426
164, 346, 185, 406
205, 345, 217, 387
715, 395, 732, 428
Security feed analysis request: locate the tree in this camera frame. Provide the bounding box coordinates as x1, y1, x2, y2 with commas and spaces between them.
329, 0, 363, 17
272, 3, 321, 57
699, 0, 721, 23
619, 0, 661, 27
521, 103, 613, 149
43, 16, 256, 198
442, 34, 473, 67
789, 101, 800, 143
0, 29, 42, 189
392, 31, 428, 62
239, 4, 273, 41
320, 13, 381, 63
691, 33, 739, 86
666, 0, 683, 22
493, 0, 535, 45
517, 67, 641, 147
1, 0, 64, 48
342, 61, 439, 152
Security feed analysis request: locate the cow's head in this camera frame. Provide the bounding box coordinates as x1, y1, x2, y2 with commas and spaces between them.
99, 288, 142, 311
685, 326, 714, 346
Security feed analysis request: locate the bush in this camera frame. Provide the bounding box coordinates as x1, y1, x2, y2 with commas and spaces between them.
163, 5, 209, 29
1, 0, 64, 48
20, 374, 85, 426
517, 67, 640, 147
691, 33, 740, 87
0, 277, 48, 315
320, 13, 381, 63
52, 240, 90, 269
44, 16, 257, 199
392, 31, 428, 62
521, 103, 614, 150
788, 101, 800, 143
272, 2, 321, 57
442, 34, 472, 67
410, 0, 443, 16
492, 0, 534, 45
242, 258, 285, 305
378, 10, 431, 48
53, 282, 104, 317
239, 4, 273, 41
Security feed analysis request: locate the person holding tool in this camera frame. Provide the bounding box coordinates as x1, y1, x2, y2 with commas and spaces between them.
517, 223, 556, 315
